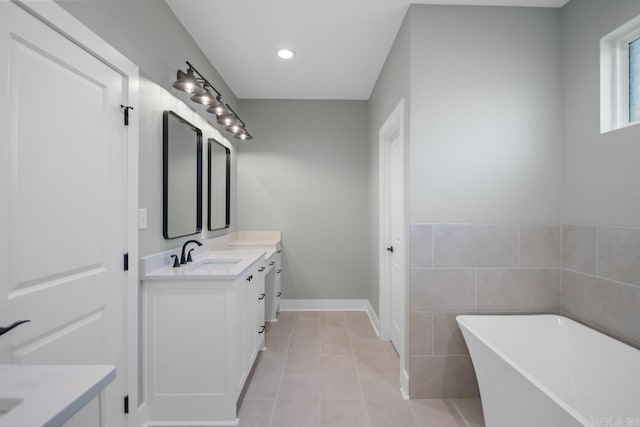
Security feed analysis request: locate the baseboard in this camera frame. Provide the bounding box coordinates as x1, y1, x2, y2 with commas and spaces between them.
366, 300, 381, 337
145, 420, 239, 427
400, 368, 410, 400
279, 299, 369, 311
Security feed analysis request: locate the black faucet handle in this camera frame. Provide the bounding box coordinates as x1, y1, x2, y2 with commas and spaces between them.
187, 248, 195, 263
171, 254, 180, 268
181, 239, 203, 264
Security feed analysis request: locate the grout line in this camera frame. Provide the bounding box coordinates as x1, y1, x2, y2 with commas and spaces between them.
563, 267, 639, 289
348, 315, 373, 427
560, 224, 564, 269
411, 266, 558, 271
431, 225, 436, 268
406, 395, 422, 426
474, 269, 478, 311
318, 318, 322, 427
449, 399, 472, 427
596, 227, 600, 276
267, 315, 293, 427
517, 225, 521, 268
431, 312, 435, 355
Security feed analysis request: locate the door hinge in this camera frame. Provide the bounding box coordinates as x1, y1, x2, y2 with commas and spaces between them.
123, 395, 129, 414
120, 105, 134, 126
123, 253, 129, 271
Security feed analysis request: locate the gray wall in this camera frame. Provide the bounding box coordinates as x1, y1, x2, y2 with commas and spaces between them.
409, 5, 562, 224
401, 4, 563, 399
136, 79, 237, 256
56, 0, 240, 255
56, 0, 236, 107
561, 0, 640, 228
367, 13, 412, 315
236, 100, 370, 301
558, 0, 640, 352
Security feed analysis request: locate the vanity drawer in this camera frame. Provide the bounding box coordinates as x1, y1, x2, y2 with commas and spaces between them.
266, 252, 279, 269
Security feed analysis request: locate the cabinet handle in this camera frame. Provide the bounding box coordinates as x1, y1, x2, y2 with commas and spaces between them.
258, 267, 265, 272
277, 292, 282, 298
269, 261, 275, 266
276, 250, 281, 254
258, 325, 266, 334
277, 269, 282, 274
258, 293, 266, 300
246, 275, 253, 282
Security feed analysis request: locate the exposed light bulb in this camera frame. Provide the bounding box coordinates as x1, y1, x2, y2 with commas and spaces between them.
184, 83, 194, 93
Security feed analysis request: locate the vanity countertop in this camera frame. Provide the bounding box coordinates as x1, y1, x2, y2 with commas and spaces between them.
0, 364, 115, 427
229, 239, 281, 247
142, 248, 266, 281
228, 233, 281, 259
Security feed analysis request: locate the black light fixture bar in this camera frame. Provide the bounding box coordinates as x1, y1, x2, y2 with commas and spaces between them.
223, 103, 245, 128
173, 61, 252, 141
184, 61, 221, 97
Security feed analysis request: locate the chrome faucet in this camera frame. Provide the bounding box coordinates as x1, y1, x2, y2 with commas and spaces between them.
181, 239, 203, 264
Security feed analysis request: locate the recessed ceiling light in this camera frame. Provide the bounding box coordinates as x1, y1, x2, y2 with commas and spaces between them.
277, 49, 295, 60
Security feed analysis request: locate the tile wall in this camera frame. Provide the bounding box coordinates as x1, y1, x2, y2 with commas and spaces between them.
409, 223, 640, 398
560, 225, 640, 348
409, 224, 562, 398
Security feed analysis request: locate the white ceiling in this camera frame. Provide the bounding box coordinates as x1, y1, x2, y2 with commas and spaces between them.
165, 0, 570, 100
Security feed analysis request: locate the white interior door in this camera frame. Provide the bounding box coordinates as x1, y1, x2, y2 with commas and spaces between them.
387, 132, 403, 353
0, 3, 128, 426
379, 99, 406, 396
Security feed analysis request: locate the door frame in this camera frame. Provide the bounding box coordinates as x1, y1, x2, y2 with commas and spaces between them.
12, 0, 141, 424
378, 99, 409, 398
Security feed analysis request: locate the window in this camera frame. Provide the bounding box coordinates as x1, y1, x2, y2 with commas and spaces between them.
630, 37, 640, 123
600, 15, 640, 133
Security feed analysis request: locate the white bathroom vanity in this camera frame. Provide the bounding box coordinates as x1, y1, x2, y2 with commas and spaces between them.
140, 232, 281, 426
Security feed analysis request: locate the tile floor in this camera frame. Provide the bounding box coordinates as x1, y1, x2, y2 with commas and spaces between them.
239, 310, 485, 427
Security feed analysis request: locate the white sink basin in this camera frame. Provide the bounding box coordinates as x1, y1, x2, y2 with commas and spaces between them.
190, 258, 242, 268
0, 398, 22, 418
189, 258, 243, 275
142, 249, 267, 280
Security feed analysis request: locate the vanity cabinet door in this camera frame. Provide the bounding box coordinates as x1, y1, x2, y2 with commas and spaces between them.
274, 253, 282, 315
62, 396, 100, 427
255, 274, 266, 351
238, 270, 256, 392
236, 275, 248, 394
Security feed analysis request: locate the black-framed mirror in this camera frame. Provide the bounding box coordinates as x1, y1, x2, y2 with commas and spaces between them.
163, 110, 202, 239
208, 138, 230, 231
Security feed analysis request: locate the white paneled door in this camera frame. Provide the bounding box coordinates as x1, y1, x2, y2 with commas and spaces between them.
387, 131, 403, 353
379, 99, 406, 395
0, 2, 128, 427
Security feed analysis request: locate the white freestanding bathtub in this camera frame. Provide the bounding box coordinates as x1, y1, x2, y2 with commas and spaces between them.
457, 315, 640, 427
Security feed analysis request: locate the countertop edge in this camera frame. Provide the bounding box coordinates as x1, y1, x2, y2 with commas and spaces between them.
44, 366, 115, 427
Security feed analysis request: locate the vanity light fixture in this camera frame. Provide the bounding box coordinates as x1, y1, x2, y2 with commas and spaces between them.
277, 48, 295, 60
235, 129, 252, 141
221, 104, 253, 140
190, 89, 217, 106
216, 112, 238, 127
172, 61, 252, 141
172, 69, 206, 95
